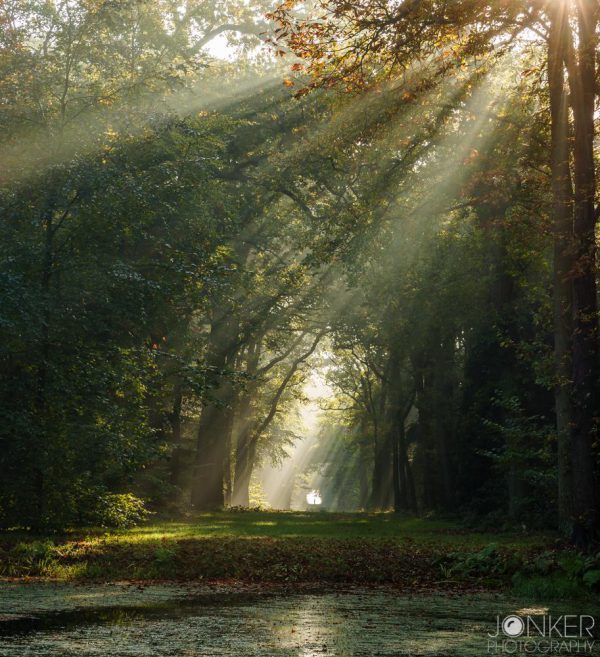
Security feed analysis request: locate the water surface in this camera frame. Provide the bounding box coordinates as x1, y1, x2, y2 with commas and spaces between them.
0, 583, 597, 656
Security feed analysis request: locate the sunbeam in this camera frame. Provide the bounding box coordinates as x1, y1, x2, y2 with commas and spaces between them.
2, 1, 597, 630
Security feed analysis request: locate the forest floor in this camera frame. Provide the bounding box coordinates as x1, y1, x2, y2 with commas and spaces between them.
0, 511, 595, 601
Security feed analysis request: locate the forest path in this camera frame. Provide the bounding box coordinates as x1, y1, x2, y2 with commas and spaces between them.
0, 513, 553, 583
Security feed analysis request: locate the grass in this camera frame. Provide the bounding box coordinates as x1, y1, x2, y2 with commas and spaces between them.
95, 511, 553, 546
2, 511, 590, 598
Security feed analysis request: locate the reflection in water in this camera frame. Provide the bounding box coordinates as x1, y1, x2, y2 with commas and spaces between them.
0, 587, 598, 657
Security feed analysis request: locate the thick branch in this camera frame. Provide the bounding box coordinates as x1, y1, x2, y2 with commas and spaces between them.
195, 22, 266, 52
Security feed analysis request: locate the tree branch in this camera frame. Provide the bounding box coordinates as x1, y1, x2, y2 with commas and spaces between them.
252, 330, 326, 440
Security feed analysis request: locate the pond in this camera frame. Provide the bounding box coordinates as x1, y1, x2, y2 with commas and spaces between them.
0, 583, 598, 656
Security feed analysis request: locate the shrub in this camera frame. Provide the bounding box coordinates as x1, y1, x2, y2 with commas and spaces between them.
438, 544, 521, 582
95, 493, 150, 528
511, 550, 600, 599
3, 540, 57, 576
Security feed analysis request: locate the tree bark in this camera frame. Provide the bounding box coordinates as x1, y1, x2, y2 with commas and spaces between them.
169, 381, 184, 488
191, 313, 239, 509
386, 350, 416, 513
357, 421, 371, 509
393, 385, 416, 513
433, 338, 455, 510
392, 418, 403, 511
232, 431, 257, 507
548, 3, 575, 532
232, 390, 255, 508
369, 377, 393, 510
32, 203, 56, 530
231, 336, 262, 506
566, 0, 599, 542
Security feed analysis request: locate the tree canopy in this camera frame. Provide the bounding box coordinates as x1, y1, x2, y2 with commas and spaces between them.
0, 0, 598, 545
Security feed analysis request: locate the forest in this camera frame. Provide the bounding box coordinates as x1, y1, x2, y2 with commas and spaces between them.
1, 5, 600, 655
0, 0, 598, 551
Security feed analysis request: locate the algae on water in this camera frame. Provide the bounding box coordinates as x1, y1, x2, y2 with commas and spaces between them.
1, 584, 599, 657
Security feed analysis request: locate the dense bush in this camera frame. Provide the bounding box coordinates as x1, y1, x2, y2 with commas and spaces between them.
95, 493, 151, 529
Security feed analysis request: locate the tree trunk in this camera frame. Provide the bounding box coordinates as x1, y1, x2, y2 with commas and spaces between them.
191, 391, 234, 509
567, 0, 599, 542
357, 425, 371, 509
370, 434, 393, 509
369, 364, 392, 510
396, 396, 417, 513
548, 4, 575, 533
412, 354, 435, 511
231, 336, 262, 506
169, 381, 184, 488
392, 419, 403, 512
432, 338, 455, 510
32, 204, 55, 530
223, 415, 233, 507
402, 437, 417, 513
232, 433, 257, 507
232, 439, 252, 507
191, 315, 238, 509
388, 354, 415, 514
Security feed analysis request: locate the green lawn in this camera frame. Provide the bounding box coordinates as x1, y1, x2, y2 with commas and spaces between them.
103, 511, 551, 546
2, 511, 582, 597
